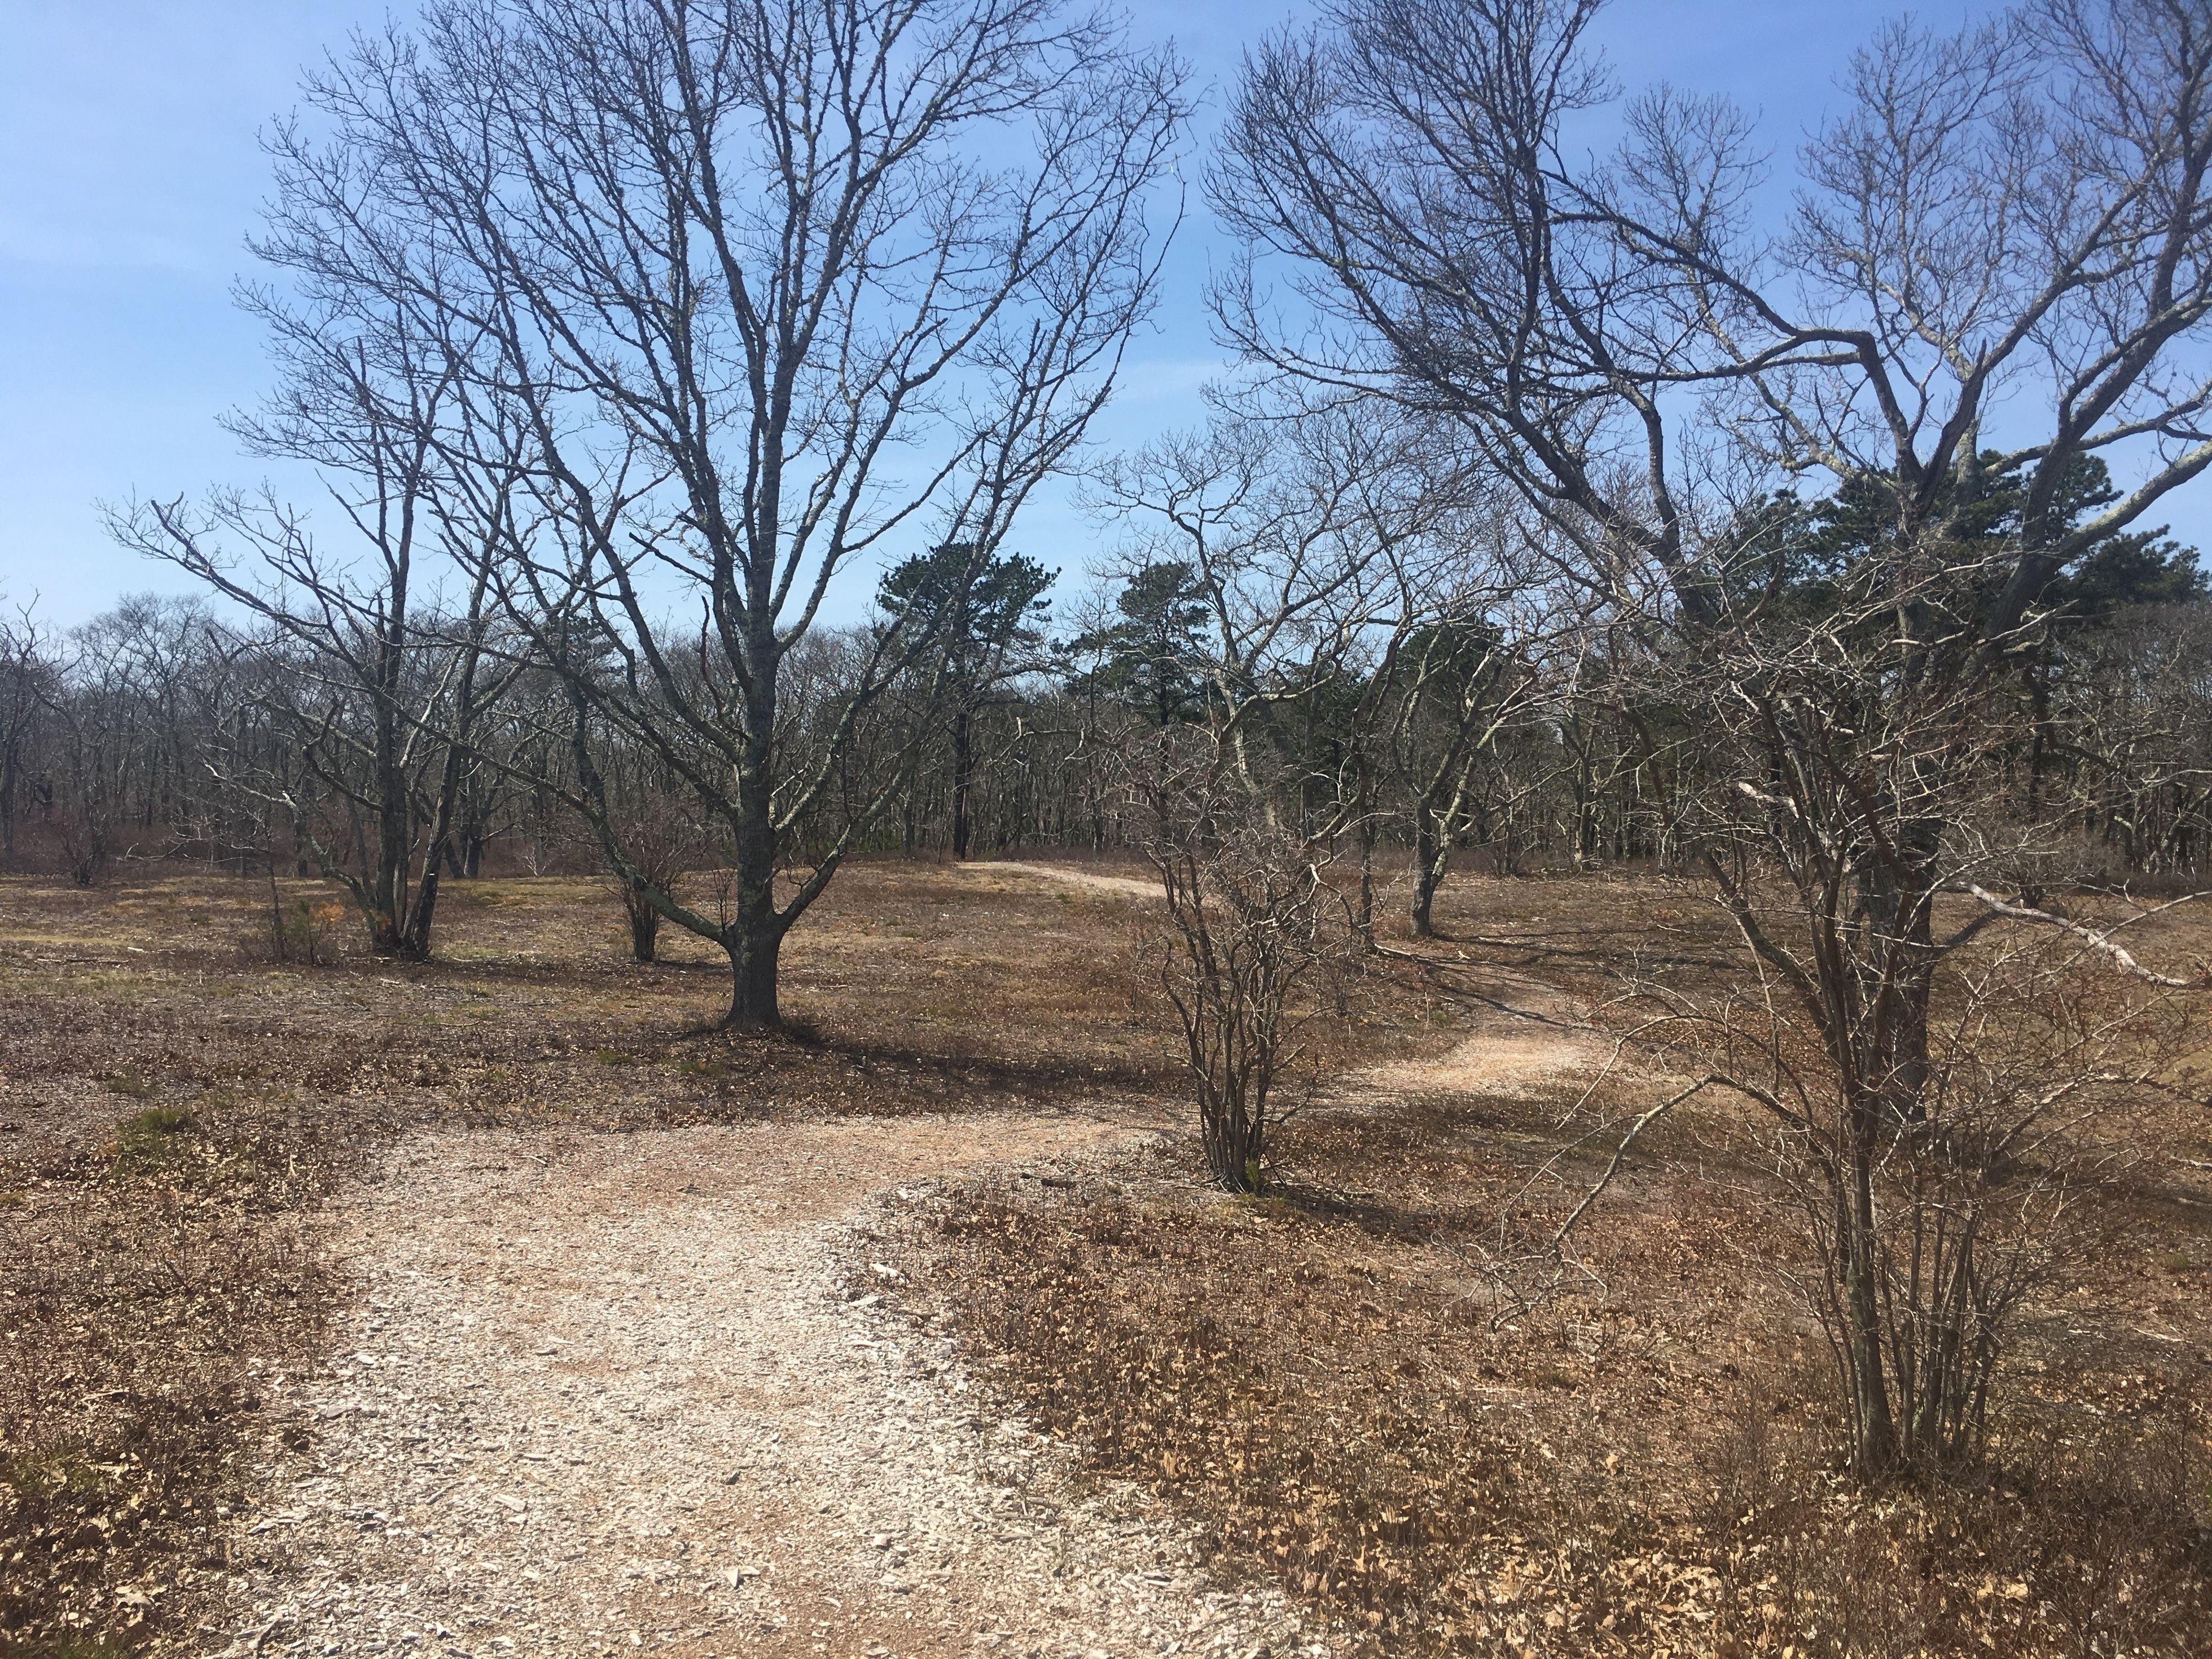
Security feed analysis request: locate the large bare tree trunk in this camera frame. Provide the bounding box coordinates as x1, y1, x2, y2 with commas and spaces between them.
729, 678, 786, 1027
727, 929, 781, 1031
624, 882, 662, 964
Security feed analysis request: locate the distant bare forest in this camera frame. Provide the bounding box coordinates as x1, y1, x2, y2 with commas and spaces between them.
9, 507, 2211, 913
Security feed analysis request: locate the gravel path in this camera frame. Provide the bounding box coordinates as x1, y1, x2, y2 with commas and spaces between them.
217, 1117, 1319, 1659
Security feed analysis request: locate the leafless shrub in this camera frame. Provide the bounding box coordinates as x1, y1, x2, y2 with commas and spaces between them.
1147, 798, 1352, 1192
1596, 903, 2199, 1478
593, 770, 710, 965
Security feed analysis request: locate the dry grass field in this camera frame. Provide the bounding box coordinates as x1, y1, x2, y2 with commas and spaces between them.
1, 861, 2207, 1657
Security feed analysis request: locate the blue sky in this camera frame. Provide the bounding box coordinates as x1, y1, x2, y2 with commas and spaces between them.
10, 0, 2183, 629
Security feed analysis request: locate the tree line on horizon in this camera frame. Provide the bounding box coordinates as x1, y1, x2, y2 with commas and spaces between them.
5, 455, 2207, 928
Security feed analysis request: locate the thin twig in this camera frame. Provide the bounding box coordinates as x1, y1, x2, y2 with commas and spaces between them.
1551, 1075, 1730, 1252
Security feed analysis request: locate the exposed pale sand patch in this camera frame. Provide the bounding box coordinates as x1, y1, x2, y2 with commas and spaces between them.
1359, 1027, 1600, 1099
965, 860, 1608, 1099
957, 863, 1162, 902
217, 1116, 1321, 1659
1353, 967, 1607, 1101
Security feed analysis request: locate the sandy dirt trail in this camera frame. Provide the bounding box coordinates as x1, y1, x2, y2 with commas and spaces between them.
978, 858, 1601, 1106
214, 863, 1588, 1658
962, 863, 1162, 902
967, 861, 1602, 1099
1352, 959, 1605, 1102
219, 1116, 1315, 1659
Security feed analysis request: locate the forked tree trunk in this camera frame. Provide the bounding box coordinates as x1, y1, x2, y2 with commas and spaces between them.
1410, 802, 1444, 938
1200, 1089, 1268, 1194
625, 881, 661, 963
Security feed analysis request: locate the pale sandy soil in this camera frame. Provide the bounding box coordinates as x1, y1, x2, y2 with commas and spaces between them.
213, 1117, 1322, 1659
959, 864, 1162, 902
204, 862, 1593, 1659
1353, 963, 1606, 1101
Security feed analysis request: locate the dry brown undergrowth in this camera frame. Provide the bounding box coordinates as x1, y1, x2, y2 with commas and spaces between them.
0, 860, 1181, 1653
0, 1099, 332, 1650
897, 1145, 2211, 1657
3, 863, 2209, 1656
881, 874, 2212, 1658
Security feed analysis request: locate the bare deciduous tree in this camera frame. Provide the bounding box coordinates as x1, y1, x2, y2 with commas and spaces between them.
116, 478, 514, 961
1219, 0, 2212, 1473
255, 0, 1187, 1025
